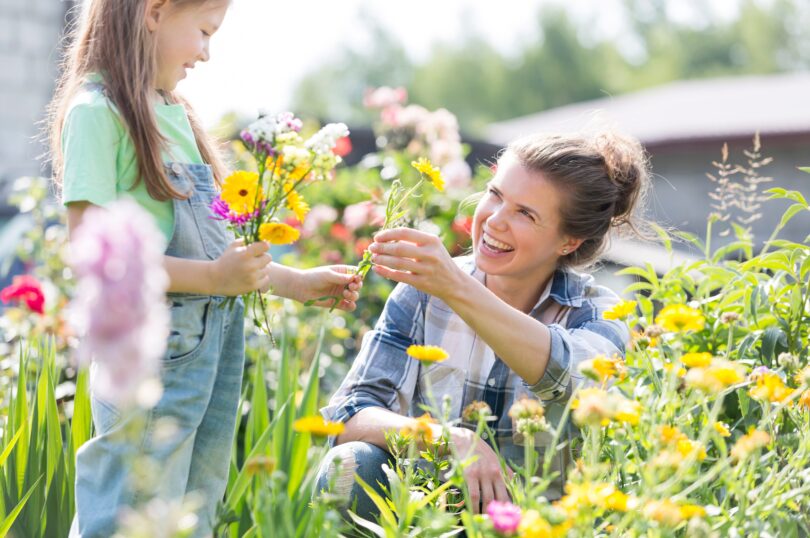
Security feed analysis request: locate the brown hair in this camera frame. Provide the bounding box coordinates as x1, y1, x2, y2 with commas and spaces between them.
46, 0, 228, 201
505, 131, 650, 268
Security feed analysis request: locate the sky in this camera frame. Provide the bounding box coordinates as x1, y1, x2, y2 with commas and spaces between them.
173, 0, 742, 127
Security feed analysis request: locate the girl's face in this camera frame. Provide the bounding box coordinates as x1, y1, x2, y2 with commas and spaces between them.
147, 0, 230, 91
472, 153, 580, 285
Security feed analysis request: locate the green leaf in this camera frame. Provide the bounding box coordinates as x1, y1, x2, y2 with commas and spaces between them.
0, 475, 43, 537
760, 327, 787, 364
765, 186, 808, 206
0, 427, 24, 467
778, 203, 808, 232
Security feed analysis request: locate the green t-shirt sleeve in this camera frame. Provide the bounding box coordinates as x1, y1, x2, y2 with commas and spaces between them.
61, 100, 123, 207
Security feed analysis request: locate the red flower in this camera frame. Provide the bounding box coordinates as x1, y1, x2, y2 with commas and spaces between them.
329, 222, 353, 243
332, 136, 353, 157
354, 237, 372, 258
1, 275, 45, 315
452, 216, 473, 237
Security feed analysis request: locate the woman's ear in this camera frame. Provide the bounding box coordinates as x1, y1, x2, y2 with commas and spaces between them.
145, 0, 169, 32
559, 237, 584, 256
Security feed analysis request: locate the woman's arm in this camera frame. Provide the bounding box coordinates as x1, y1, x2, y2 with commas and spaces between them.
369, 228, 627, 396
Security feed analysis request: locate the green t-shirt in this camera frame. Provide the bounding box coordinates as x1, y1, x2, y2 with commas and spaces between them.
60, 75, 205, 242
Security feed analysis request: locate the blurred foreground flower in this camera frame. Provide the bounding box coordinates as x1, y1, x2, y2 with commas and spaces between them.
1, 274, 45, 315
293, 416, 345, 437
68, 200, 169, 405
406, 344, 449, 363
486, 500, 521, 534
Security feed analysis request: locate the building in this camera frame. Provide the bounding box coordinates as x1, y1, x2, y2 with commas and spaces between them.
487, 73, 810, 267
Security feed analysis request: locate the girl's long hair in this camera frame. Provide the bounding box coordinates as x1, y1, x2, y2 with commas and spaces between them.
46, 0, 228, 200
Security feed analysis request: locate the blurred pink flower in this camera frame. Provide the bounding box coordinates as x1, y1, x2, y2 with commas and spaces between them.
486, 500, 522, 534
363, 86, 408, 109
441, 159, 472, 190
342, 201, 385, 232
302, 204, 338, 237
68, 200, 169, 405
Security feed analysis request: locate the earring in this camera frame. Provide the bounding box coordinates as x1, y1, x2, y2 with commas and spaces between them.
561, 249, 568, 254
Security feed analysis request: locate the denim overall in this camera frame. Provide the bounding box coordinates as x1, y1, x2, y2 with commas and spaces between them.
72, 163, 245, 538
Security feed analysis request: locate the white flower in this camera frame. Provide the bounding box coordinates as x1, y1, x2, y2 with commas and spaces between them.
305, 123, 350, 155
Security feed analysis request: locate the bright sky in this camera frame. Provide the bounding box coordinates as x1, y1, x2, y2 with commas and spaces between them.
171, 0, 741, 126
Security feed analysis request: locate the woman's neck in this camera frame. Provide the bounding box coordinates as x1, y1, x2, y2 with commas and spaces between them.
485, 269, 555, 314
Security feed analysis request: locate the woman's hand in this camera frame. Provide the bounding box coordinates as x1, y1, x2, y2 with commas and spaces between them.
209, 239, 272, 296
449, 427, 512, 513
294, 265, 362, 312
369, 227, 466, 301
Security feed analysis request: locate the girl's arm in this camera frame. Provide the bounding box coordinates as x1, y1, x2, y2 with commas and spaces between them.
67, 201, 272, 296
264, 264, 362, 312
369, 228, 627, 395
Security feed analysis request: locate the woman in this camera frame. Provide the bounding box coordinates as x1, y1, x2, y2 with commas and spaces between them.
318, 130, 649, 519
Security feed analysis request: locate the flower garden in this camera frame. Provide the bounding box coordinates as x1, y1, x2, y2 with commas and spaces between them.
1, 90, 809, 537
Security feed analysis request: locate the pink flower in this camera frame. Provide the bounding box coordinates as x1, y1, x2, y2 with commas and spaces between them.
363, 86, 408, 109
68, 200, 170, 405
486, 501, 522, 534
1, 275, 45, 315
342, 201, 384, 232
210, 195, 257, 226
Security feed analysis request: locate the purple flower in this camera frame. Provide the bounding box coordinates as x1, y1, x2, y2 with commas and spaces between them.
68, 200, 169, 406
487, 501, 522, 534
209, 195, 261, 227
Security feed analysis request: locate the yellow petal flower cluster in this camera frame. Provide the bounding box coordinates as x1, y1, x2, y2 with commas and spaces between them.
557, 481, 637, 516
654, 304, 705, 333
400, 413, 437, 444
221, 171, 264, 215
258, 222, 300, 245
684, 358, 745, 393
680, 352, 713, 368
292, 416, 345, 437
603, 299, 637, 320
518, 509, 569, 538
579, 354, 627, 383
749, 371, 793, 404
731, 429, 770, 462
713, 422, 731, 437
406, 344, 449, 363
643, 499, 706, 526
411, 157, 445, 192
572, 388, 640, 427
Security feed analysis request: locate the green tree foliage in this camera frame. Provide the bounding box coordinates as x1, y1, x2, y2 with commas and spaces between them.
291, 0, 810, 135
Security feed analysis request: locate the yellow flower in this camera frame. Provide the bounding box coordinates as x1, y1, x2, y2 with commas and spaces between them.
603, 299, 637, 320
411, 157, 445, 191
685, 359, 745, 393
614, 399, 641, 426
654, 304, 705, 333
508, 397, 545, 420
557, 482, 636, 515
663, 362, 687, 378
799, 390, 810, 410
676, 439, 707, 461
572, 388, 640, 427
221, 171, 263, 215
400, 413, 437, 444
713, 421, 731, 437
731, 429, 770, 462
265, 155, 285, 171
794, 366, 810, 388
579, 354, 627, 383
680, 352, 713, 368
284, 182, 310, 222
749, 371, 793, 404
518, 509, 553, 538
643, 499, 705, 526
293, 416, 345, 437
259, 222, 300, 245
658, 425, 687, 445
406, 344, 449, 363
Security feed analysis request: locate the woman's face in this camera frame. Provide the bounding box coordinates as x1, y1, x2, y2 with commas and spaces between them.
472, 153, 576, 284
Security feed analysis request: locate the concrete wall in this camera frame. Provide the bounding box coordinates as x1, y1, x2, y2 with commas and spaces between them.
0, 0, 72, 185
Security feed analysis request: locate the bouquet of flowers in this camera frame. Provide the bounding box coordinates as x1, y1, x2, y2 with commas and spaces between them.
211, 112, 349, 333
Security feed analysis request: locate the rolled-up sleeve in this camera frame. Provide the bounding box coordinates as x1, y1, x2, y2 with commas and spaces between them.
321, 283, 426, 424
527, 286, 630, 403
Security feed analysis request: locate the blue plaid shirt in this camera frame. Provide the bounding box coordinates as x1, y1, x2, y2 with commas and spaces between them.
323, 256, 629, 498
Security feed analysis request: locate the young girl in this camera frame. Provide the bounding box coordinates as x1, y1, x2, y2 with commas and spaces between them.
318, 130, 649, 519
48, 1, 360, 536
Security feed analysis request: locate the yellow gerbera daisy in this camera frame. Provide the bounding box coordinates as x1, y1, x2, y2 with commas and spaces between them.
406, 344, 449, 363
603, 299, 637, 320
221, 171, 263, 215
654, 304, 705, 333
680, 352, 713, 368
293, 416, 345, 437
411, 157, 445, 192
284, 182, 310, 222
258, 222, 300, 245
749, 371, 793, 403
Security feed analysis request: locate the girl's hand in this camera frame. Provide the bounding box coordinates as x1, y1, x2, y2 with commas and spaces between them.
296, 265, 362, 312
369, 227, 466, 300
449, 427, 513, 513
209, 239, 272, 296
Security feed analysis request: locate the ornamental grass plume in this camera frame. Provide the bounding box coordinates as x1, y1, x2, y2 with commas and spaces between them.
68, 200, 169, 406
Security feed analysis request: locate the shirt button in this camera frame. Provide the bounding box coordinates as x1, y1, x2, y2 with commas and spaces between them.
487, 378, 496, 386
481, 432, 488, 440
171, 163, 183, 175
